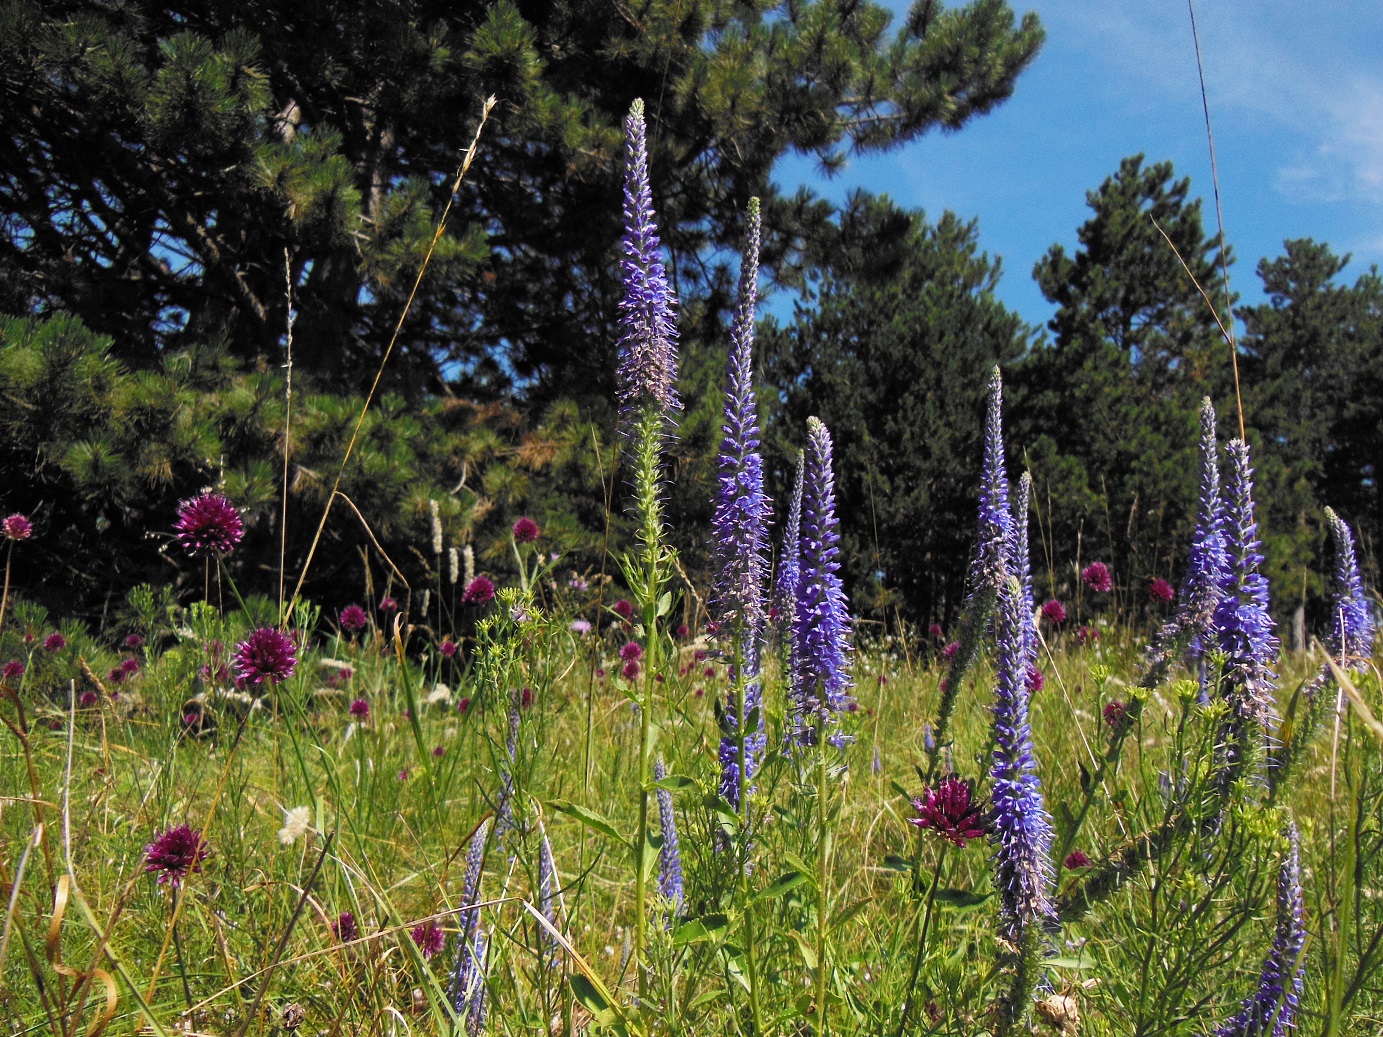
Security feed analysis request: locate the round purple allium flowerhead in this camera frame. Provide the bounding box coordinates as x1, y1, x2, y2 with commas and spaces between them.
349, 698, 370, 719
622, 659, 641, 681
1077, 625, 1100, 646
80, 691, 99, 708
43, 632, 66, 652
2, 513, 33, 541
909, 776, 987, 848
942, 641, 959, 660
1081, 561, 1113, 593
144, 824, 209, 886
613, 598, 634, 621
461, 576, 495, 607
120, 657, 140, 676
332, 911, 358, 942
1040, 599, 1067, 625
1146, 577, 1175, 603
378, 596, 398, 614
512, 516, 540, 543
620, 641, 644, 661
1025, 665, 1045, 693
339, 605, 368, 633
1064, 849, 1092, 870
411, 920, 445, 959
173, 493, 243, 556
233, 628, 297, 687
928, 623, 944, 640
2, 660, 25, 681
1103, 700, 1129, 730
440, 637, 458, 658
125, 633, 144, 648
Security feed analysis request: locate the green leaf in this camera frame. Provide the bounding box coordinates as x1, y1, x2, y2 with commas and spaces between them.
549, 800, 630, 850
830, 896, 874, 930
1043, 953, 1097, 970
656, 591, 672, 618
569, 974, 621, 1029
673, 914, 727, 947
753, 870, 809, 904
933, 889, 991, 910
881, 854, 912, 873
789, 930, 818, 970
649, 774, 696, 792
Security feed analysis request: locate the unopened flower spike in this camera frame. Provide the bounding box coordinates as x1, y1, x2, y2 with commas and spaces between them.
654, 756, 684, 915
1324, 507, 1374, 666
451, 819, 491, 1025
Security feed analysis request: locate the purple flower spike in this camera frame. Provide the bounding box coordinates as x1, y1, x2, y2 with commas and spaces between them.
1214, 824, 1305, 1037
790, 418, 855, 748
1212, 440, 1279, 737
975, 367, 1012, 589
538, 830, 559, 965
990, 537, 1058, 952
775, 450, 805, 624
1010, 473, 1037, 671
615, 99, 679, 413
233, 628, 297, 687
1324, 507, 1374, 667
717, 638, 767, 810
173, 493, 243, 556
1142, 398, 1229, 690
654, 756, 684, 916
451, 819, 490, 1025
711, 197, 771, 632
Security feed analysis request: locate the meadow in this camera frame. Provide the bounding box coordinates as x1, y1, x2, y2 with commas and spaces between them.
3, 99, 1383, 1037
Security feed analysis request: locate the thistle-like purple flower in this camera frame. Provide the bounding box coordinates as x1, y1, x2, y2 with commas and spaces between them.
144, 824, 210, 887
1212, 440, 1279, 738
2, 513, 33, 541
615, 99, 679, 413
990, 530, 1058, 1028
411, 920, 445, 959
1143, 398, 1229, 689
339, 604, 368, 633
173, 493, 243, 556
790, 418, 855, 747
1324, 507, 1374, 666
654, 756, 684, 915
451, 819, 490, 1025
909, 776, 987, 848
233, 628, 297, 687
462, 576, 495, 607
1214, 824, 1305, 1037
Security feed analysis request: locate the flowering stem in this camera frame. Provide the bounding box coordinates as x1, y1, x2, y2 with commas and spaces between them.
895, 845, 949, 1037
0, 542, 11, 637
815, 717, 830, 1034
731, 644, 765, 1035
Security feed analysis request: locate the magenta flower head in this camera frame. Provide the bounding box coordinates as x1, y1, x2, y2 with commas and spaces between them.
615, 99, 680, 414
511, 516, 540, 543
622, 659, 641, 681
173, 493, 243, 556
43, 632, 66, 652
1064, 850, 1091, 870
1077, 625, 1100, 646
929, 623, 944, 640
941, 641, 959, 659
613, 598, 634, 621
2, 513, 33, 541
440, 637, 458, 658
378, 595, 399, 614
1040, 599, 1067, 625
144, 824, 209, 886
620, 641, 644, 661
1081, 561, 1112, 593
909, 776, 987, 848
233, 628, 297, 687
349, 697, 369, 719
462, 576, 495, 607
1103, 700, 1129, 730
332, 911, 358, 942
2, 660, 25, 681
411, 920, 445, 959
1147, 577, 1174, 603
339, 604, 368, 633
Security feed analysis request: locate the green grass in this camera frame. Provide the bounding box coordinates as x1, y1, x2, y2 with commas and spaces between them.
2, 594, 1381, 1036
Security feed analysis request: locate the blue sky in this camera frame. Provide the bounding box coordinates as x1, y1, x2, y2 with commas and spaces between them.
773, 0, 1383, 335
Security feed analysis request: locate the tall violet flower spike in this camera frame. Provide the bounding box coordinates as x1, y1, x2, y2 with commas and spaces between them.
1324, 507, 1374, 667
538, 828, 559, 966
451, 819, 491, 1025
791, 418, 855, 748
712, 199, 771, 810
935, 368, 1010, 754
615, 99, 679, 414
1214, 824, 1305, 1037
1010, 473, 1038, 673
775, 450, 805, 623
1142, 397, 1229, 689
1212, 440, 1279, 746
990, 519, 1058, 1031
654, 756, 684, 915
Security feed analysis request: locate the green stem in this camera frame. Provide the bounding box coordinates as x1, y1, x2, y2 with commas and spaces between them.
1325, 727, 1359, 1037
895, 846, 948, 1037
733, 641, 764, 1035
815, 721, 830, 1035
